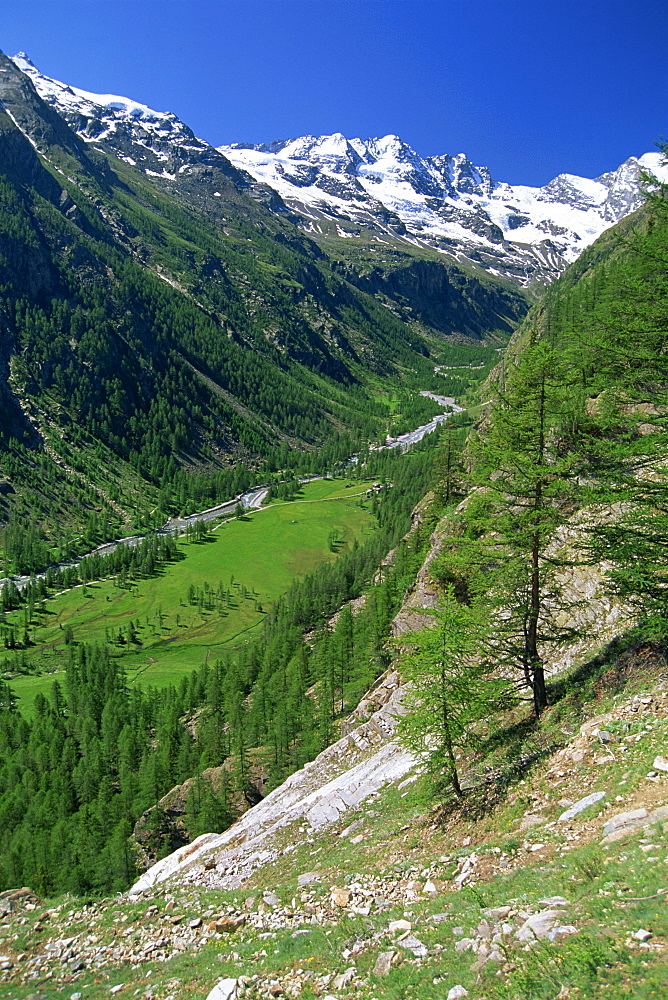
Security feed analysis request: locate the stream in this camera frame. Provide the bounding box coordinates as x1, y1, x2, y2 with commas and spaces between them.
0, 394, 462, 594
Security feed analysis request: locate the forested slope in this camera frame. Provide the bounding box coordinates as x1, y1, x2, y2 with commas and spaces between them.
421, 158, 668, 731
0, 434, 448, 895
0, 50, 526, 564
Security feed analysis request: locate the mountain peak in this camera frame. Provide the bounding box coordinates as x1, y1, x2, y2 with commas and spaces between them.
219, 131, 667, 286
13, 51, 35, 67
10, 52, 247, 184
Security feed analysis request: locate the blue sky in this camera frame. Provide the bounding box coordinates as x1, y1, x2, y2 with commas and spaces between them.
3, 0, 666, 185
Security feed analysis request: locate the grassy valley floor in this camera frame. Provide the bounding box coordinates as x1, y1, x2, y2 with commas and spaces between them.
5, 479, 377, 715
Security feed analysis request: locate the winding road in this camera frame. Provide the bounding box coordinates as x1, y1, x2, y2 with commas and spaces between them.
0, 394, 461, 595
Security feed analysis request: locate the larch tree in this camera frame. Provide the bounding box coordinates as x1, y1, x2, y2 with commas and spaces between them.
464, 341, 584, 715
579, 154, 668, 634
397, 591, 511, 799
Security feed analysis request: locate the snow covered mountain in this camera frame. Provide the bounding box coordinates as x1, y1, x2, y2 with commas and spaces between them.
13, 52, 667, 289
11, 52, 243, 184
219, 134, 667, 286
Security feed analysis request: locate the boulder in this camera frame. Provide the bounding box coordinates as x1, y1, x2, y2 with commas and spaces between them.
602, 808, 648, 836
548, 924, 578, 942
211, 915, 246, 933
557, 791, 606, 822
331, 967, 356, 989
373, 950, 395, 976
206, 979, 238, 1000
398, 934, 427, 958
0, 887, 43, 914
519, 814, 546, 831
389, 919, 412, 934
297, 871, 320, 887
516, 910, 565, 942
330, 887, 350, 907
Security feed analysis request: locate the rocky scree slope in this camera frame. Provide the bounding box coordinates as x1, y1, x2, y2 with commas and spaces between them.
1, 630, 667, 999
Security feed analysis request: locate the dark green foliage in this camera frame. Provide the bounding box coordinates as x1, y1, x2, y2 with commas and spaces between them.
573, 179, 668, 633
0, 438, 444, 894
0, 644, 195, 895
465, 342, 584, 714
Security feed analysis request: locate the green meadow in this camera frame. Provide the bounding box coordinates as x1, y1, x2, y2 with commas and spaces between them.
6, 479, 377, 715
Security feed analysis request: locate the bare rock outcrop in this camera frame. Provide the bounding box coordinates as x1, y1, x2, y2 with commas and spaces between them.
128, 673, 414, 896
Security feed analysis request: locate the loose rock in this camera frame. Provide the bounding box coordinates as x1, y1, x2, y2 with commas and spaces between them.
516, 910, 565, 943
447, 988, 469, 1000
398, 934, 427, 958
557, 791, 606, 822
206, 978, 238, 1000
373, 950, 395, 976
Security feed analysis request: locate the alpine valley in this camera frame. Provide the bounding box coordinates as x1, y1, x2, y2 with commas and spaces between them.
1, 48, 668, 1000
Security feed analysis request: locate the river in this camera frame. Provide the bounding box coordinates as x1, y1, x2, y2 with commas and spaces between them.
0, 394, 461, 594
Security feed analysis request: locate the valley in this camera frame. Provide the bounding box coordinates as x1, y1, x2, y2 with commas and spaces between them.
5, 477, 379, 710
0, 39, 666, 1000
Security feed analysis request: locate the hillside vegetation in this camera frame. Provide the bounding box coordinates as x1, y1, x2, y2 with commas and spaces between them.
0, 49, 526, 562
423, 166, 668, 722
0, 50, 666, 1000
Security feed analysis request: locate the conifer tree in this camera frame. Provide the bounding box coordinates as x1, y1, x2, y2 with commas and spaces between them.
579, 155, 668, 633
463, 341, 583, 714
398, 592, 511, 799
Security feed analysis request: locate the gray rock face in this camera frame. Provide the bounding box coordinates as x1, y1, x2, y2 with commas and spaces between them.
558, 791, 606, 822
205, 979, 238, 1000
129, 672, 414, 895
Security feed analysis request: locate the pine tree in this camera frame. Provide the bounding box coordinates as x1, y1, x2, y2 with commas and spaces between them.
464, 341, 584, 714
398, 592, 511, 799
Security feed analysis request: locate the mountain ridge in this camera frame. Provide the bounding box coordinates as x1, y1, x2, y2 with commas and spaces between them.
220, 133, 666, 287
13, 52, 667, 291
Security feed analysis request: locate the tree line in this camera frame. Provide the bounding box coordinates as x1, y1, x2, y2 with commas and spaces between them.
399, 156, 668, 798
